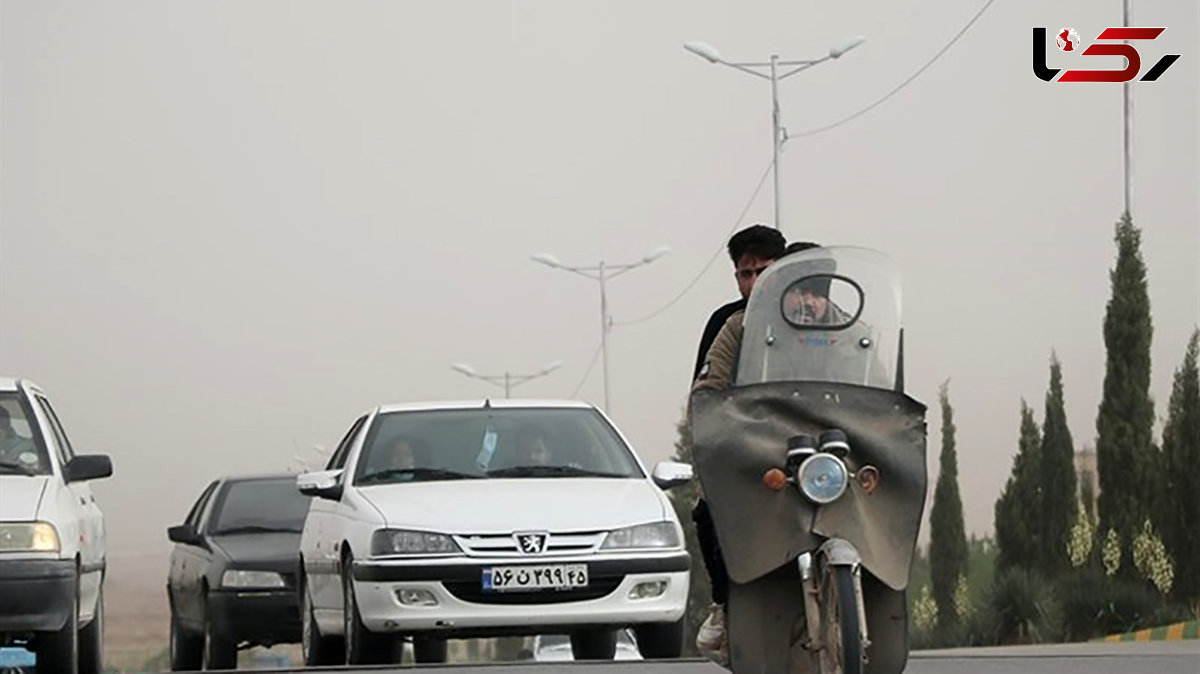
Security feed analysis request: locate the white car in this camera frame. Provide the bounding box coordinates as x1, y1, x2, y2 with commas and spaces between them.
0, 377, 113, 673
296, 399, 692, 666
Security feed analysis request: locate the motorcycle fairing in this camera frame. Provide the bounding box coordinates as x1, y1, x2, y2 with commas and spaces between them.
690, 380, 927, 590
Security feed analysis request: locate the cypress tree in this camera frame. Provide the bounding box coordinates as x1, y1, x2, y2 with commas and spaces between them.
1095, 214, 1156, 572
995, 401, 1042, 573
1160, 330, 1200, 604
1038, 353, 1078, 577
930, 381, 968, 633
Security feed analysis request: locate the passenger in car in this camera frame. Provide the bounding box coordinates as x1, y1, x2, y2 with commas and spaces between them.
0, 406, 36, 466
513, 426, 553, 467
371, 436, 418, 475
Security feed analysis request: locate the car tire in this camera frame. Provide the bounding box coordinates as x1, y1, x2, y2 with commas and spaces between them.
633, 618, 684, 659
342, 561, 394, 664
413, 637, 448, 664
36, 571, 80, 672
169, 606, 204, 672
78, 584, 106, 674
570, 628, 617, 660
301, 575, 344, 666
202, 596, 238, 670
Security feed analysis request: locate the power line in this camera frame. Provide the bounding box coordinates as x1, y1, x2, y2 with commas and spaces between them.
569, 341, 604, 398
790, 0, 999, 140
613, 158, 773, 327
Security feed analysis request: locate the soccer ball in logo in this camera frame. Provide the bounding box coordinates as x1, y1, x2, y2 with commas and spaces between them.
1056, 27, 1081, 51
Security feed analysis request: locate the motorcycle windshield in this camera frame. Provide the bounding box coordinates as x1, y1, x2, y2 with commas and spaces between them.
736, 246, 902, 391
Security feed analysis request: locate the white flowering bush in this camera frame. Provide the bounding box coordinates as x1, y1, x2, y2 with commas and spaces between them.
1067, 503, 1095, 568
913, 585, 937, 633
954, 574, 972, 620
1103, 528, 1121, 577
1132, 519, 1174, 595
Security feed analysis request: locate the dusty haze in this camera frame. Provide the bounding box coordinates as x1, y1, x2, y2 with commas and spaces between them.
1, 1, 1196, 649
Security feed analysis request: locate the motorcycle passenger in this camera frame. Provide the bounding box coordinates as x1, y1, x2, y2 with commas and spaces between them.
692, 239, 821, 664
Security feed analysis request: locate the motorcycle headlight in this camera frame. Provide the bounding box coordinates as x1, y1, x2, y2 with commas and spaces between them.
371, 529, 463, 556
221, 570, 286, 589
601, 522, 680, 550
0, 522, 60, 553
797, 454, 849, 504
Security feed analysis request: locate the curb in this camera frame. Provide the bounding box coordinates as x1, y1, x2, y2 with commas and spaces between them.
1100, 620, 1198, 642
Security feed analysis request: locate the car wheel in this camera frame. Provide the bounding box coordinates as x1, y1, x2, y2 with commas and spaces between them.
413, 636, 448, 663
342, 561, 395, 664
202, 595, 238, 670
301, 574, 344, 666
570, 628, 617, 660
169, 604, 203, 672
78, 584, 106, 674
633, 618, 684, 659
36, 570, 80, 672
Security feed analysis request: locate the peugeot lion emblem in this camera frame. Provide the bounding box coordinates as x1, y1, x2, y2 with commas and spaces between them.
514, 531, 549, 555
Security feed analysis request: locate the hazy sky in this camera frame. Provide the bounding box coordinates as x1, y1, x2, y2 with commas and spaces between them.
2, 0, 1196, 570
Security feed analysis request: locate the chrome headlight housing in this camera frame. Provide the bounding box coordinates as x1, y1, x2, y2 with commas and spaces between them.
797, 454, 849, 504
601, 522, 681, 550
221, 570, 286, 589
370, 529, 463, 557
0, 522, 60, 553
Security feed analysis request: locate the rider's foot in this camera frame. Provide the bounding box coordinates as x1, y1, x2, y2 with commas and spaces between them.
696, 603, 729, 666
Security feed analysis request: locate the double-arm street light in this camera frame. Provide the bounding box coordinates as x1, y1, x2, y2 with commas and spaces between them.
683, 35, 867, 230
531, 245, 670, 412
450, 361, 564, 398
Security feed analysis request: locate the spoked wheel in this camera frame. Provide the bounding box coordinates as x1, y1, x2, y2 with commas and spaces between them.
343, 563, 395, 664
301, 577, 344, 666
818, 563, 863, 674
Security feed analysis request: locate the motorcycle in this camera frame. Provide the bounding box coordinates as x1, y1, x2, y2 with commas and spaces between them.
690, 246, 928, 674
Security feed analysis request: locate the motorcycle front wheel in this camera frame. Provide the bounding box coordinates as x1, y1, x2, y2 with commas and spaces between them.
818, 564, 863, 674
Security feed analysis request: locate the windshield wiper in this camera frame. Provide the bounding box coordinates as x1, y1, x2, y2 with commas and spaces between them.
0, 461, 36, 476
214, 525, 302, 535
359, 467, 483, 484
487, 465, 629, 479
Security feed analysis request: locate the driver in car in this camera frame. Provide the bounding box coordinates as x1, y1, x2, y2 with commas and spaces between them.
0, 407, 37, 468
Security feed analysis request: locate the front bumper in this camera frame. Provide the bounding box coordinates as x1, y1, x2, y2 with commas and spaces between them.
207, 588, 300, 645
350, 552, 690, 636
0, 559, 75, 633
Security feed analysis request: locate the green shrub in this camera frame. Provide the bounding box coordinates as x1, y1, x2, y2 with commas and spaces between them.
987, 567, 1060, 644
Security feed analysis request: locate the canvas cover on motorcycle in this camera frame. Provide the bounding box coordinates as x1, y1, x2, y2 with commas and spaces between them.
690, 247, 927, 591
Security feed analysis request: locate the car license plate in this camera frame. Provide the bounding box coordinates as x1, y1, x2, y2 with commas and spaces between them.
482, 564, 588, 592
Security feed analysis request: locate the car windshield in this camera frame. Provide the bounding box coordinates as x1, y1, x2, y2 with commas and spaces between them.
0, 393, 51, 476
354, 407, 644, 485
209, 478, 312, 535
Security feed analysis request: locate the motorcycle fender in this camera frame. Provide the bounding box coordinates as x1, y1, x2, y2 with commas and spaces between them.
818, 538, 861, 567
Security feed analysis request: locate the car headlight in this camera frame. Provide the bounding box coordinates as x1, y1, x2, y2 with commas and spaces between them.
797, 454, 849, 504
601, 522, 680, 550
0, 522, 60, 553
370, 529, 463, 556
221, 570, 286, 589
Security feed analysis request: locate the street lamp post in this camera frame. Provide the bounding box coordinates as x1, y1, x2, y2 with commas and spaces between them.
531, 245, 670, 412
684, 35, 867, 230
450, 361, 563, 398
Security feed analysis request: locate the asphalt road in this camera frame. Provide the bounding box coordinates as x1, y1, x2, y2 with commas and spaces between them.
200, 640, 1197, 674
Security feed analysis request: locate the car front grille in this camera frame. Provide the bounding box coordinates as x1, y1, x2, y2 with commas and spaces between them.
455, 531, 606, 557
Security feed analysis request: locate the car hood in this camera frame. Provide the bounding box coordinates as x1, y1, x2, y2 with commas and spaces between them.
209, 532, 301, 564
359, 478, 668, 533
0, 476, 48, 521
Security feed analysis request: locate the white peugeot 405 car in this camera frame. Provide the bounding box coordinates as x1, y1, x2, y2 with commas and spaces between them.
295, 399, 692, 666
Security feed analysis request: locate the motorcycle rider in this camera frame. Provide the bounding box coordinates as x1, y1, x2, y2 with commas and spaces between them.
692, 240, 821, 664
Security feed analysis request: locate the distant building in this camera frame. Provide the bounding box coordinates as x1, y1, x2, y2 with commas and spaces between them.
1074, 444, 1098, 513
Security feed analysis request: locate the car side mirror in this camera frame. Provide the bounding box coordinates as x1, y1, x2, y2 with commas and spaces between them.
651, 461, 693, 490
64, 454, 113, 483
297, 469, 344, 501
167, 524, 203, 546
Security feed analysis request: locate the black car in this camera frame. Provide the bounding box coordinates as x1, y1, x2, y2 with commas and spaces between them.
167, 474, 311, 670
